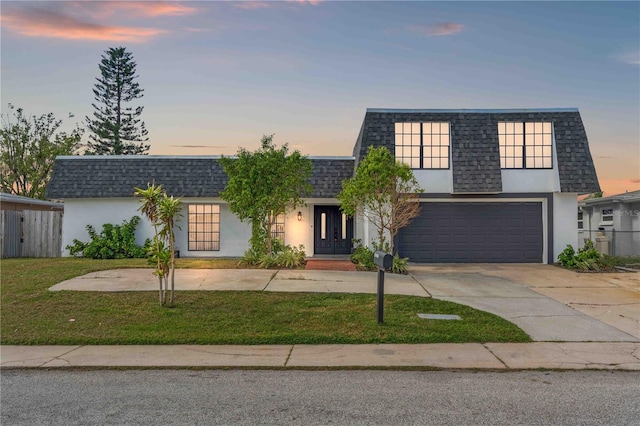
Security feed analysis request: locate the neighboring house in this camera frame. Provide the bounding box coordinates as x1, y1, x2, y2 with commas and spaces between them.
0, 192, 64, 212
578, 190, 640, 256
46, 108, 600, 263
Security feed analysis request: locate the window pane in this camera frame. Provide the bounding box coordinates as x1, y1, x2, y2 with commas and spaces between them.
441, 122, 449, 133
498, 133, 506, 145
423, 134, 432, 146
441, 134, 450, 146
423, 157, 432, 168
536, 122, 543, 133
395, 122, 402, 134
341, 214, 347, 239
525, 122, 534, 133
543, 122, 552, 133
411, 134, 420, 146
422, 122, 431, 134
498, 122, 505, 134
542, 157, 552, 168
321, 213, 326, 240
514, 123, 523, 134
542, 134, 552, 146
411, 158, 420, 169
431, 122, 439, 133
441, 158, 449, 169
506, 122, 513, 133
411, 146, 420, 158
514, 158, 523, 168
410, 122, 419, 133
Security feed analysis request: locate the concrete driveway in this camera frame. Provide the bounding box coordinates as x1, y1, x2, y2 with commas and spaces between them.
409, 264, 639, 342
50, 264, 639, 343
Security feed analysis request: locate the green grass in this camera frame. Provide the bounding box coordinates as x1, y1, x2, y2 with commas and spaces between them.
1, 258, 531, 345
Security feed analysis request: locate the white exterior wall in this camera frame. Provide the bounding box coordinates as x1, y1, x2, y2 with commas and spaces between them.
501, 169, 559, 192
177, 198, 251, 258
63, 197, 340, 258
62, 198, 254, 257
62, 198, 155, 256
283, 204, 314, 253
412, 170, 451, 193
553, 193, 578, 260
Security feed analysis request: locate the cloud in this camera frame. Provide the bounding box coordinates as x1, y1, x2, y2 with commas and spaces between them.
616, 49, 640, 65
87, 2, 197, 18
233, 1, 273, 10
232, 0, 322, 10
0, 2, 196, 43
410, 22, 464, 37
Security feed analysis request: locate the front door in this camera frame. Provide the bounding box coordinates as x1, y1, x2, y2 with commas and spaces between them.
314, 206, 353, 255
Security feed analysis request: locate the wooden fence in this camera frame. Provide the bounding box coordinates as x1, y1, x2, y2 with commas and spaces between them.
1, 210, 62, 258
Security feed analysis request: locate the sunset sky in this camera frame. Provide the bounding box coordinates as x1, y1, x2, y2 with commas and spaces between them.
1, 0, 638, 196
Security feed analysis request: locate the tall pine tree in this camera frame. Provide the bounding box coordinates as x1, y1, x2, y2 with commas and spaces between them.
85, 47, 149, 155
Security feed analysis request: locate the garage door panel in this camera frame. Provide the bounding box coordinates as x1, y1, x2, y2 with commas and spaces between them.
398, 202, 543, 263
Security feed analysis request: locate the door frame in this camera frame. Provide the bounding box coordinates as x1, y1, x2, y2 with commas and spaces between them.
313, 205, 353, 255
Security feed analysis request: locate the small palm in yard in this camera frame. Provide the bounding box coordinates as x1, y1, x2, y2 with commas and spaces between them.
157, 193, 182, 306
135, 184, 182, 307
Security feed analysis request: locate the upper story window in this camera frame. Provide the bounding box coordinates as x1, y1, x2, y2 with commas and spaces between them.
498, 122, 553, 169
394, 122, 450, 169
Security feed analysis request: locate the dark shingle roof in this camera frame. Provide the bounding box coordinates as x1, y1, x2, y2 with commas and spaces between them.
354, 108, 600, 194
45, 156, 354, 199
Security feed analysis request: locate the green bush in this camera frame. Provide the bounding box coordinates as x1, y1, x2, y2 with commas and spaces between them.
66, 216, 148, 259
350, 239, 375, 270
392, 254, 409, 274
557, 245, 577, 268
243, 244, 306, 269
556, 240, 620, 272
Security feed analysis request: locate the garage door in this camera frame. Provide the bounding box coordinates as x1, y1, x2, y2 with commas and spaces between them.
398, 202, 543, 263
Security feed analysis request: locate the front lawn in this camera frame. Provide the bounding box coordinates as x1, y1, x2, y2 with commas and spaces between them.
1, 258, 531, 345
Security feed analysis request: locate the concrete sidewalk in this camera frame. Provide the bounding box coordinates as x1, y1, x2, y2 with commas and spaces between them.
2, 343, 640, 370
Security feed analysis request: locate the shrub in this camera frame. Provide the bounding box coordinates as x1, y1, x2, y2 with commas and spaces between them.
556, 240, 620, 272
243, 244, 306, 269
391, 254, 409, 274
66, 216, 148, 259
557, 245, 577, 268
350, 239, 375, 271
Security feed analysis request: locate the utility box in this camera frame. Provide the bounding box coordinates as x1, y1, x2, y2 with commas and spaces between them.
373, 251, 393, 270
595, 235, 610, 256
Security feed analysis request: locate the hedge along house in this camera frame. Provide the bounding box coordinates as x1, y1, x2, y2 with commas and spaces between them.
46, 108, 600, 263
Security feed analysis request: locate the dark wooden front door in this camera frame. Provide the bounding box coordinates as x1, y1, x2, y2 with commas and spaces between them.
314, 206, 353, 255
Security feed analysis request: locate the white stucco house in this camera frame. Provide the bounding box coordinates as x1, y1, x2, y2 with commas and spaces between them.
46, 108, 600, 263
578, 190, 640, 256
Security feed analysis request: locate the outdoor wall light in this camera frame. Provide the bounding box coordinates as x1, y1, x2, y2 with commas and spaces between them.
297, 211, 302, 221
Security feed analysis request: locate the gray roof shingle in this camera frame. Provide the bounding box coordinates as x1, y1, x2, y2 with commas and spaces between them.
45, 156, 354, 199
354, 108, 600, 194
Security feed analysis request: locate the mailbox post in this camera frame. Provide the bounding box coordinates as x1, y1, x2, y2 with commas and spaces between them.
373, 251, 393, 324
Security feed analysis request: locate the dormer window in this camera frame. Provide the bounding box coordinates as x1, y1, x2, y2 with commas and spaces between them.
498, 122, 553, 169
394, 122, 450, 169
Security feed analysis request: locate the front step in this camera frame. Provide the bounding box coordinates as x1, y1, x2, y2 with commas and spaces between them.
305, 259, 357, 271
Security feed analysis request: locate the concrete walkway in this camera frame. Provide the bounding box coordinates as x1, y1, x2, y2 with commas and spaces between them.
5, 264, 637, 370
3, 343, 640, 370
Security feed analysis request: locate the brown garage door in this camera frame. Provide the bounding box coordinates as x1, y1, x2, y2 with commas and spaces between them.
398, 202, 543, 263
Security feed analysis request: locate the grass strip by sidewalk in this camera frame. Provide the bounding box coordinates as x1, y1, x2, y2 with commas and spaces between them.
1, 258, 531, 345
